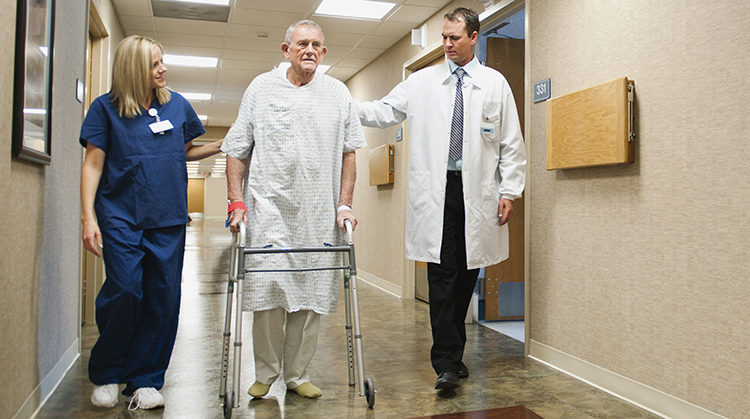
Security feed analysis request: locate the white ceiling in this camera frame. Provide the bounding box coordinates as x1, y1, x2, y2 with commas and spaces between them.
111, 0, 455, 130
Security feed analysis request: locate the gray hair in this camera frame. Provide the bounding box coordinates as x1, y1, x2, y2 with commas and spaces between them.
284, 20, 325, 44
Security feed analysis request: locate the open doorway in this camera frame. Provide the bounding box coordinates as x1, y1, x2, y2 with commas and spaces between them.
476, 6, 526, 343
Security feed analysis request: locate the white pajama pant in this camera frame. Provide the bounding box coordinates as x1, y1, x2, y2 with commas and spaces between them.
252, 308, 321, 389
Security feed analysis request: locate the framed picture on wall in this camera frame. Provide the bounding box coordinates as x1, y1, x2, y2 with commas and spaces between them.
12, 0, 55, 165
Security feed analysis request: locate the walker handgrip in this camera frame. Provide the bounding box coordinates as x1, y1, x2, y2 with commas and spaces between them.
343, 219, 354, 244
232, 222, 246, 247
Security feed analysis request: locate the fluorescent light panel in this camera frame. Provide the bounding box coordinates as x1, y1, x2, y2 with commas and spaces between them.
277, 62, 331, 74
164, 54, 218, 68
182, 93, 212, 101
314, 0, 396, 20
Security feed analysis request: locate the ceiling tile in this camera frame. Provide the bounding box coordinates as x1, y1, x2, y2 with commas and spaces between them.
169, 82, 216, 92
131, 31, 158, 40
234, 0, 318, 14
327, 66, 360, 80
222, 49, 283, 63
404, 0, 452, 7
159, 45, 222, 58
371, 20, 419, 37
188, 102, 211, 113
221, 59, 278, 71
345, 46, 385, 60
336, 57, 374, 68
388, 5, 440, 24
213, 89, 246, 101
112, 0, 151, 17
119, 15, 155, 32
224, 38, 281, 52
227, 24, 286, 41
166, 67, 218, 81
217, 69, 265, 87
230, 8, 306, 27
357, 34, 402, 50
211, 101, 244, 112
313, 16, 381, 35
158, 33, 225, 49
321, 31, 365, 48
320, 45, 350, 59
154, 17, 228, 36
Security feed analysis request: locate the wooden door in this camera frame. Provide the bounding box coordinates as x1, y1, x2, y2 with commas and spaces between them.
483, 37, 525, 321
187, 178, 205, 214
414, 54, 446, 303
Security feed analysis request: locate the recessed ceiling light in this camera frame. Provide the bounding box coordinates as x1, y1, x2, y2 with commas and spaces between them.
164, 54, 218, 68
181, 93, 213, 101
277, 62, 331, 74
314, 0, 396, 20
197, 114, 208, 121
168, 0, 230, 5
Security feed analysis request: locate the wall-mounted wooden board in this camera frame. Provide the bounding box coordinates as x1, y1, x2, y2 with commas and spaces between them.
546, 77, 634, 170
369, 144, 394, 185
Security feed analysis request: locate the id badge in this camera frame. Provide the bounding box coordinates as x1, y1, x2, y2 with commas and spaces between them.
480, 122, 495, 135
149, 119, 174, 134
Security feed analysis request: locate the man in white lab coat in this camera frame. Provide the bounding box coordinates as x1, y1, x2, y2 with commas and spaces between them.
356, 7, 526, 390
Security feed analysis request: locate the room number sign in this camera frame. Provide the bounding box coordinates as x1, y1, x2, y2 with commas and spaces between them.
533, 78, 551, 103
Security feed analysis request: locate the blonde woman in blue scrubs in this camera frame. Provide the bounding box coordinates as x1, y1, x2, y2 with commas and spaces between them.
80, 36, 221, 410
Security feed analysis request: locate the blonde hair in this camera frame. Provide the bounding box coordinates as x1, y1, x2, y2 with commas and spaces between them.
110, 36, 171, 118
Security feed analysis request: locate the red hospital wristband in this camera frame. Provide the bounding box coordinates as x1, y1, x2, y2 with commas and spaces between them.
228, 202, 247, 214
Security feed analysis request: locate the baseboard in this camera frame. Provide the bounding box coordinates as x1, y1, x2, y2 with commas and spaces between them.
357, 269, 402, 298
528, 340, 728, 419
14, 339, 79, 419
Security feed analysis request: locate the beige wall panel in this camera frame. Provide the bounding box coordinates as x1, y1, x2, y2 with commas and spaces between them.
1, 1, 120, 417
0, 0, 44, 416
346, 0, 478, 292
528, 1, 750, 418
205, 175, 228, 218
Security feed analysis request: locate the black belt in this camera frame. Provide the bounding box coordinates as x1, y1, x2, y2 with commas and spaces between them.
448, 170, 462, 176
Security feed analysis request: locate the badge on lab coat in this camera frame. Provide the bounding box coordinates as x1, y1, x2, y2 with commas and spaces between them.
480, 122, 495, 134
149, 119, 174, 134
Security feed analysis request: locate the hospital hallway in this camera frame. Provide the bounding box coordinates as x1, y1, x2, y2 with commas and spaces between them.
34, 218, 660, 419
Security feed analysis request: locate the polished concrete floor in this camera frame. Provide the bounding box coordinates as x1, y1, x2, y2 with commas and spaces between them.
35, 219, 661, 419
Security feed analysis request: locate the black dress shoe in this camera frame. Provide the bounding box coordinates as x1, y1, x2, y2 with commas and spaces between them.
458, 363, 469, 379
435, 370, 459, 390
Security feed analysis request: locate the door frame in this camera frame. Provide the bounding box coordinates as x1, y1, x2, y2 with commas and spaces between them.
398, 0, 530, 353
481, 0, 530, 356
81, 0, 112, 329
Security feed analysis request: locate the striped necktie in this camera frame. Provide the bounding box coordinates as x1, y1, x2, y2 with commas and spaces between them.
449, 68, 466, 161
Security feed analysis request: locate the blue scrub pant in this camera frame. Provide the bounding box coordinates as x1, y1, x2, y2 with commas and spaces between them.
88, 222, 185, 396
427, 171, 480, 375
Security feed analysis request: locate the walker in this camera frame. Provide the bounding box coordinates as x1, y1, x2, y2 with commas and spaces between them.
218, 219, 375, 418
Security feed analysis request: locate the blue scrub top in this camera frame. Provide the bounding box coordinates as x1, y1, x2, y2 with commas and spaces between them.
80, 92, 206, 230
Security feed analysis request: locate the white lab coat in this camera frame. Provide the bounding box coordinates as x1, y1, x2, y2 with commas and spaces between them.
355, 60, 526, 269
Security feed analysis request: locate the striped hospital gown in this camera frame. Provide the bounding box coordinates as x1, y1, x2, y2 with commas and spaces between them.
221, 67, 366, 315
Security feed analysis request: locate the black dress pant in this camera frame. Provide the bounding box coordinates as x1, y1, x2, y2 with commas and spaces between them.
427, 171, 480, 375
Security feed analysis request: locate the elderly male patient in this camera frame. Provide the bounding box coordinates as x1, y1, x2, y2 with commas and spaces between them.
222, 19, 366, 399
